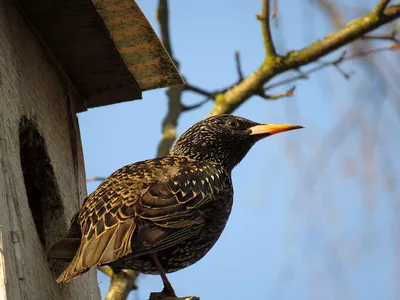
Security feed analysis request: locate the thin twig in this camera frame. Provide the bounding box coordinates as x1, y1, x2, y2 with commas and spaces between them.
257, 0, 278, 57
184, 84, 215, 98
272, 0, 278, 18
86, 176, 106, 182
182, 97, 212, 111
362, 27, 399, 42
235, 51, 244, 81
258, 86, 296, 100
316, 0, 345, 29
272, 0, 279, 26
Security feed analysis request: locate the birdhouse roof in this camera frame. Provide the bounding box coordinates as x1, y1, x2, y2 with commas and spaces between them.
18, 0, 183, 111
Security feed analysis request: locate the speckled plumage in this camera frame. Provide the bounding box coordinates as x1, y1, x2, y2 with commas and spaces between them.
48, 114, 302, 294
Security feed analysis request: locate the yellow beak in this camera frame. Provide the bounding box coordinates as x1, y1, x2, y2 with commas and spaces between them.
249, 124, 304, 136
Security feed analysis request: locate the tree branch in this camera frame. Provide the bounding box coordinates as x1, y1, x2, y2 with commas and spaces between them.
184, 84, 215, 98
272, 0, 278, 20
235, 51, 244, 81
362, 25, 399, 42
156, 0, 185, 157
316, 0, 345, 29
86, 176, 106, 182
258, 86, 296, 100
258, 0, 278, 57
375, 0, 391, 16
182, 97, 211, 111
208, 3, 400, 116
264, 44, 399, 91
104, 269, 139, 300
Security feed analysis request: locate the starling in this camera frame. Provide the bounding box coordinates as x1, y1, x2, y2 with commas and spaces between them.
48, 114, 303, 296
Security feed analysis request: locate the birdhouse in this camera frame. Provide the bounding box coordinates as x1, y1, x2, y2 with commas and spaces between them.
0, 0, 183, 299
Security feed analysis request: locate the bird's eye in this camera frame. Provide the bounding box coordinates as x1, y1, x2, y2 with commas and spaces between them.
227, 119, 239, 128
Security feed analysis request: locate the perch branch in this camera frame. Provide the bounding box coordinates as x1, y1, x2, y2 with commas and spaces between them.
104, 269, 139, 300
208, 3, 400, 116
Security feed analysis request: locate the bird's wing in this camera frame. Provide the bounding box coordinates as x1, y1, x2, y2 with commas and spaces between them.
54, 157, 228, 282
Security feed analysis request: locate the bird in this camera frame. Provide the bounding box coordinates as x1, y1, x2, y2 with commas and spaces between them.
48, 114, 303, 296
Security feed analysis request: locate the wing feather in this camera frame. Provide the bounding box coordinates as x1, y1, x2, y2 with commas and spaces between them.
53, 157, 228, 282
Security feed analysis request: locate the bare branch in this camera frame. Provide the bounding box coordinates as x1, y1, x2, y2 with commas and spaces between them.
157, 0, 174, 58
258, 86, 296, 100
157, 83, 184, 156
375, 0, 392, 16
182, 97, 211, 111
316, 0, 345, 29
362, 26, 399, 42
86, 176, 106, 182
156, 0, 184, 157
207, 4, 400, 116
184, 84, 215, 98
272, 0, 278, 19
272, 0, 279, 26
235, 51, 244, 81
265, 45, 399, 91
257, 0, 278, 57
104, 269, 139, 300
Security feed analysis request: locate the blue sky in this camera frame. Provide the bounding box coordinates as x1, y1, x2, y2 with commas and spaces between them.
78, 1, 400, 299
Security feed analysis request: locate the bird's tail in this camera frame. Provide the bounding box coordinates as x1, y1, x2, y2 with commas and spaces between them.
55, 218, 137, 282
54, 240, 91, 283
47, 212, 90, 282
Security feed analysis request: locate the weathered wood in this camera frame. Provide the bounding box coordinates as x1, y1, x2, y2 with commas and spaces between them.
0, 0, 100, 299
16, 0, 184, 111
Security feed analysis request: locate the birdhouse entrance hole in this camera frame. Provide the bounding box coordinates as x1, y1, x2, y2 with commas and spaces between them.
19, 117, 64, 248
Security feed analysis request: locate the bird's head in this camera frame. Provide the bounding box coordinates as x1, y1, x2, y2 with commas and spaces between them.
170, 114, 303, 171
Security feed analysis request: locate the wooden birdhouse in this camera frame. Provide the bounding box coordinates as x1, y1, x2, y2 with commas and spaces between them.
0, 0, 183, 299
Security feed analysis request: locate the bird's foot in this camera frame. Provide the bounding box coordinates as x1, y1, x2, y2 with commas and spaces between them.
148, 285, 175, 300
148, 292, 199, 300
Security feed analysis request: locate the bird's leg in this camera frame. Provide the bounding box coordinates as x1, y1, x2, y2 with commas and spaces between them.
150, 253, 176, 297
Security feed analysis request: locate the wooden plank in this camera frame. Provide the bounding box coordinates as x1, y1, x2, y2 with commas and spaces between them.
92, 0, 184, 91
16, 0, 184, 110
